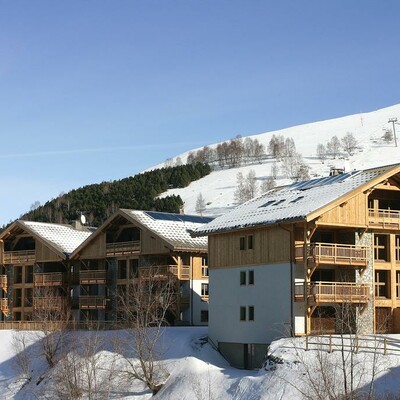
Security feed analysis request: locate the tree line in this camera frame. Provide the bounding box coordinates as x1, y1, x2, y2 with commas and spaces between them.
20, 163, 211, 227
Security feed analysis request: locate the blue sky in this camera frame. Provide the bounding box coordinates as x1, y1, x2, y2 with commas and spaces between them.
1, 0, 400, 225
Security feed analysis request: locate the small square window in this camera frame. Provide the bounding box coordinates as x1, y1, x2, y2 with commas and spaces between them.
240, 271, 246, 285
248, 270, 254, 285
248, 306, 254, 321
240, 237, 246, 250
240, 306, 246, 321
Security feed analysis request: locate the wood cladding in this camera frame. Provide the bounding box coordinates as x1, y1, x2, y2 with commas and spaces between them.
318, 192, 367, 226
209, 226, 291, 269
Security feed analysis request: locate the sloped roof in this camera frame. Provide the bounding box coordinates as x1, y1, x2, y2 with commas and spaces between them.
193, 163, 400, 236
119, 210, 212, 251
19, 221, 92, 256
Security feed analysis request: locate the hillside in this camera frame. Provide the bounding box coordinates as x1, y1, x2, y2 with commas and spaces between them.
10, 103, 400, 228
17, 163, 211, 228
158, 103, 400, 217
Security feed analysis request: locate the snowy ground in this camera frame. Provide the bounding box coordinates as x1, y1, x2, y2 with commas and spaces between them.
2, 328, 400, 399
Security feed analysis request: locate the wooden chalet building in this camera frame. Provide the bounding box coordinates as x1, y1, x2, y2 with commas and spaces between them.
0, 220, 92, 322
71, 209, 212, 325
193, 163, 400, 369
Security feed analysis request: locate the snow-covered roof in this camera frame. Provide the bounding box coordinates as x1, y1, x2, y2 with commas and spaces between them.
193, 164, 398, 235
19, 221, 92, 256
119, 209, 212, 251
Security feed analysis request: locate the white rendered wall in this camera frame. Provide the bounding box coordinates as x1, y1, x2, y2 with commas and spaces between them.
293, 263, 306, 335
192, 279, 209, 325
209, 263, 292, 345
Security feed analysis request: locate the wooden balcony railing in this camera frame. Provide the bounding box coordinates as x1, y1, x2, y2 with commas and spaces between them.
2, 250, 35, 265
33, 297, 67, 310
139, 265, 190, 280
369, 208, 400, 229
78, 296, 107, 309
106, 241, 140, 257
0, 298, 8, 312
80, 270, 107, 284
308, 281, 370, 304
0, 275, 7, 291
295, 242, 369, 267
34, 272, 64, 287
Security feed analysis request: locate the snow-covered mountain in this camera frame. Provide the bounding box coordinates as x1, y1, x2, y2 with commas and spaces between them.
157, 103, 400, 216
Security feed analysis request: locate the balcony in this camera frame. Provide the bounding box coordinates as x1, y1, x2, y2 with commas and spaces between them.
0, 298, 8, 313
295, 242, 369, 267
34, 273, 64, 287
369, 208, 400, 229
78, 296, 107, 309
139, 265, 190, 280
0, 275, 7, 291
308, 281, 370, 305
33, 297, 67, 310
106, 241, 140, 257
2, 250, 35, 265
80, 270, 107, 284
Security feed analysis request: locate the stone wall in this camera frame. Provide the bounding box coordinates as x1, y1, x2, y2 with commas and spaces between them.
355, 231, 374, 334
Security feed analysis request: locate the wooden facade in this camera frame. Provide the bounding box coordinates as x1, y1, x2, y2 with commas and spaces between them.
209, 226, 291, 269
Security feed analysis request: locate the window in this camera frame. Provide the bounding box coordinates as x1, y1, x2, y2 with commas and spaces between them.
374, 235, 389, 261
397, 271, 400, 299
201, 265, 209, 277
118, 260, 127, 279
25, 266, 33, 283
129, 259, 139, 278
240, 235, 254, 251
240, 306, 246, 321
396, 236, 400, 262
201, 256, 208, 266
247, 235, 254, 250
14, 267, 23, 284
375, 270, 390, 298
14, 288, 22, 307
248, 270, 254, 285
248, 306, 254, 321
201, 283, 209, 297
200, 310, 209, 323
240, 271, 246, 285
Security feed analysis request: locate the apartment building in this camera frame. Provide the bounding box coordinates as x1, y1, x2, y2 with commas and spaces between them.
0, 220, 92, 322
0, 210, 211, 326
193, 163, 400, 369
70, 209, 212, 325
